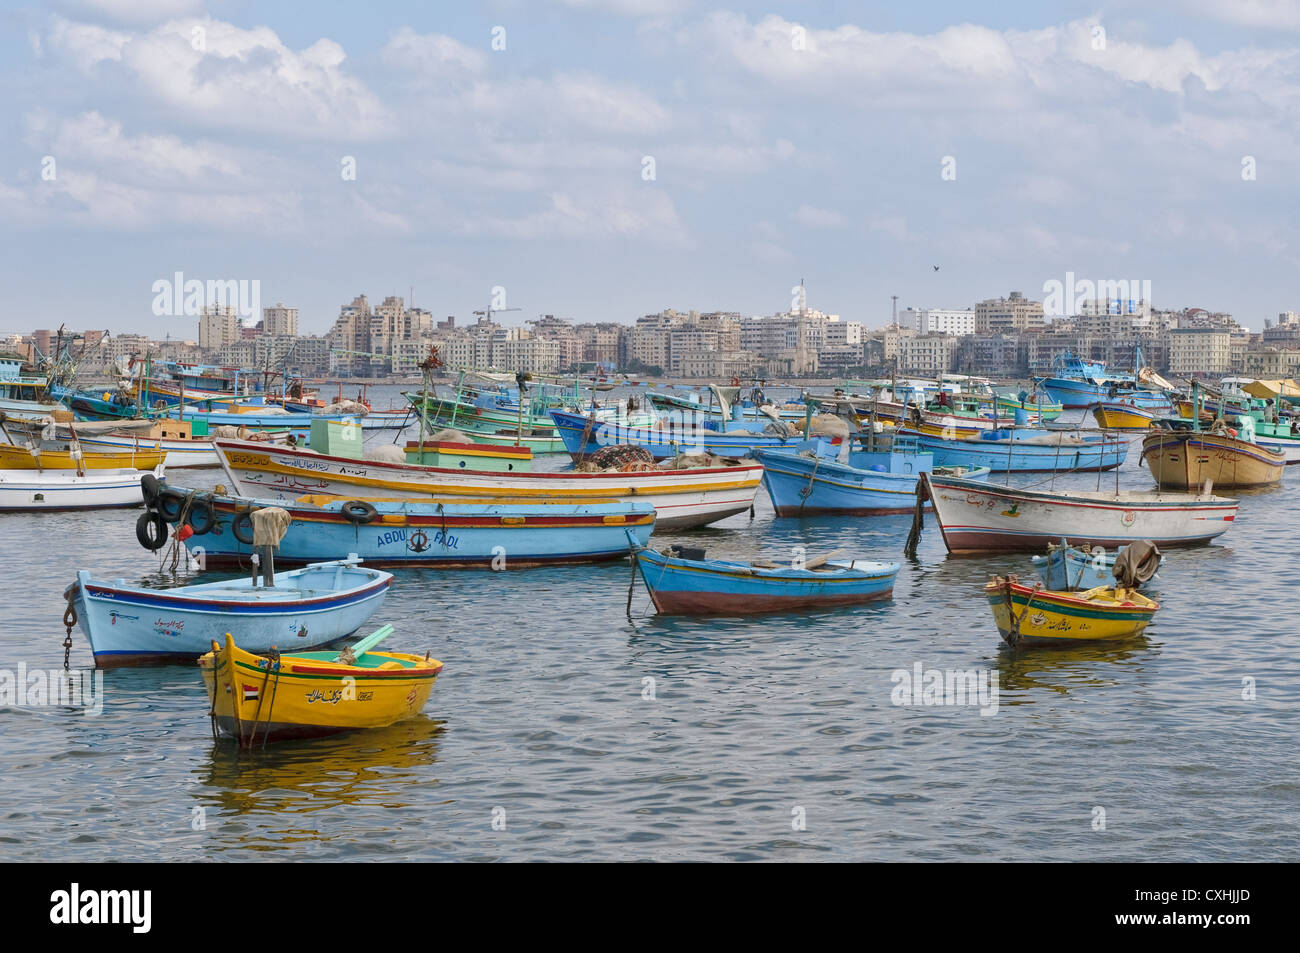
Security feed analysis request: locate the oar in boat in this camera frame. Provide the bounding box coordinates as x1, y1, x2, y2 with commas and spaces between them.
803, 549, 846, 570
334, 623, 394, 664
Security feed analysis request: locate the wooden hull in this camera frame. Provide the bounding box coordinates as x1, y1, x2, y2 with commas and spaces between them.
923, 473, 1238, 553
76, 434, 217, 468
549, 410, 829, 460
70, 560, 391, 668
995, 395, 1062, 420
1141, 431, 1285, 488
214, 439, 762, 531
0, 467, 155, 511
161, 492, 656, 568
1030, 544, 1157, 591
756, 448, 990, 515
985, 579, 1158, 646
199, 635, 441, 746
634, 546, 899, 615
902, 428, 1127, 473
1089, 401, 1156, 431
0, 444, 165, 471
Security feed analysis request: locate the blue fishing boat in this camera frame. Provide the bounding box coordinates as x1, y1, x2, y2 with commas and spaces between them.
627, 532, 899, 615
66, 555, 391, 668
897, 426, 1127, 472
1030, 540, 1160, 591
1035, 350, 1171, 410
142, 488, 657, 568
755, 433, 990, 515
549, 409, 830, 460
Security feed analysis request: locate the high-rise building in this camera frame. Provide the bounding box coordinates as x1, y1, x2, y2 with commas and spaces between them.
198, 305, 241, 351
262, 303, 298, 336
974, 292, 1044, 334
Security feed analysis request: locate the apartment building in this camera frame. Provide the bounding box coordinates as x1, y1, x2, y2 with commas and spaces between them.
974, 291, 1044, 334
198, 304, 242, 351
1168, 327, 1232, 377
262, 303, 299, 337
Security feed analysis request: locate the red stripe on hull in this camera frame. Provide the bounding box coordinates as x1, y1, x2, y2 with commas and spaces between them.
194, 550, 635, 570
940, 530, 1225, 554
648, 589, 893, 615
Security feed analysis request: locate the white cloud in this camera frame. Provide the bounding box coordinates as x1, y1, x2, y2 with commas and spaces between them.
793, 204, 847, 228
34, 111, 241, 181
461, 188, 689, 244
47, 15, 392, 138
1187, 0, 1300, 30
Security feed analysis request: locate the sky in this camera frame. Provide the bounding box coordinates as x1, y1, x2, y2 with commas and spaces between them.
2, 0, 1299, 336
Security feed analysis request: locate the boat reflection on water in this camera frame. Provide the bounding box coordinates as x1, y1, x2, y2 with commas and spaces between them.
991, 639, 1160, 703
195, 717, 446, 838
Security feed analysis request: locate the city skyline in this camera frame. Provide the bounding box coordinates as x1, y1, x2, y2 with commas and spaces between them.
3, 3, 1300, 335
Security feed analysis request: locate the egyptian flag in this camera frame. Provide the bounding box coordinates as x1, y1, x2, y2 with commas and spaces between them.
242, 684, 260, 702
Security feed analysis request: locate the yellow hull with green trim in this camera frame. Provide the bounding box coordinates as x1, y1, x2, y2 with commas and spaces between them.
985, 577, 1158, 647
0, 443, 166, 471
199, 634, 442, 746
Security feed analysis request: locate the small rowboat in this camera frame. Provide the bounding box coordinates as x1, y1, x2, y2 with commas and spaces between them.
199, 628, 442, 746
985, 575, 1159, 647
629, 532, 899, 615
67, 555, 392, 667
1030, 540, 1160, 591
1089, 401, 1158, 431
0, 465, 164, 511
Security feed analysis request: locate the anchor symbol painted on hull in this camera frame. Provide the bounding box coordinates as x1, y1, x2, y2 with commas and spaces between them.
408, 530, 431, 553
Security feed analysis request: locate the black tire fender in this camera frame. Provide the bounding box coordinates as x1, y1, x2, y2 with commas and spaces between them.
342, 500, 378, 524
140, 473, 162, 505
185, 497, 216, 535
231, 508, 255, 545
157, 488, 186, 522
136, 510, 168, 551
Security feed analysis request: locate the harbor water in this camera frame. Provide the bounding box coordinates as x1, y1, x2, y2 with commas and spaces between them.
0, 389, 1295, 861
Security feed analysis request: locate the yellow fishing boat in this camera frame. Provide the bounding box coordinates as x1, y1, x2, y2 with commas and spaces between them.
1089, 400, 1157, 431
199, 629, 442, 746
0, 442, 166, 471
985, 575, 1159, 647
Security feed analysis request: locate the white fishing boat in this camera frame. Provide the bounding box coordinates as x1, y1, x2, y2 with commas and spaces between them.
916, 471, 1238, 554
0, 465, 163, 511
212, 438, 763, 530
66, 555, 391, 667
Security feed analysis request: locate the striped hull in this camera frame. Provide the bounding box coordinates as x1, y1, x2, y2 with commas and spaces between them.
71, 564, 390, 667
1038, 378, 1171, 411
549, 410, 827, 460
200, 636, 441, 746
165, 494, 656, 568
634, 548, 898, 615
1089, 401, 1157, 430
901, 429, 1127, 473
0, 468, 153, 511
76, 434, 217, 468
924, 473, 1238, 553
1140, 432, 1285, 488
214, 439, 762, 530
985, 579, 1158, 646
756, 448, 989, 515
